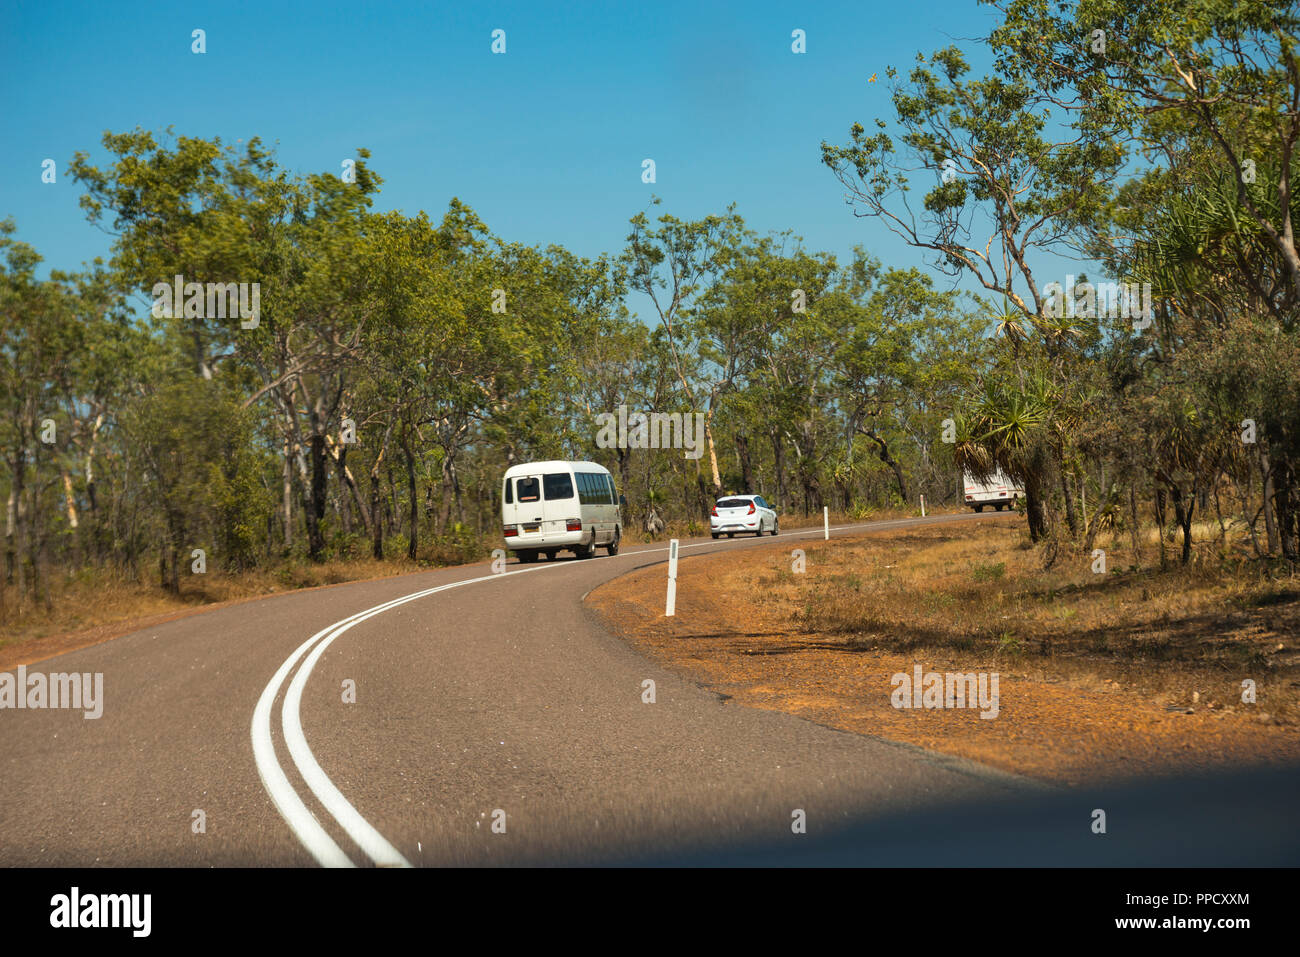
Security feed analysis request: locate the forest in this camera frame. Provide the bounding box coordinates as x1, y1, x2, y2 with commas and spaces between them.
3, 0, 1297, 620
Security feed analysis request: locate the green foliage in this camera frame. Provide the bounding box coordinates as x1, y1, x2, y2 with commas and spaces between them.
5, 2, 1300, 609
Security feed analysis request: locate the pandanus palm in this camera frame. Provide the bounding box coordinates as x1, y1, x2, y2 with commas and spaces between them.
986, 296, 1030, 346
953, 372, 1055, 540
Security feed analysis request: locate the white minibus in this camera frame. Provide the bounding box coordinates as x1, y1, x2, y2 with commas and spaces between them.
501, 460, 624, 562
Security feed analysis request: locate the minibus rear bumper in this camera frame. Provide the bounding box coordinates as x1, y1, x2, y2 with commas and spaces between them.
504, 529, 586, 551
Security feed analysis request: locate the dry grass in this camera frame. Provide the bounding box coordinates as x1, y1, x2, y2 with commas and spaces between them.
761, 521, 1300, 721
588, 516, 1300, 785
0, 555, 444, 664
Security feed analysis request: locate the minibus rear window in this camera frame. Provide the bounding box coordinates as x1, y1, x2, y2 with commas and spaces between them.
517, 477, 540, 502
543, 473, 574, 500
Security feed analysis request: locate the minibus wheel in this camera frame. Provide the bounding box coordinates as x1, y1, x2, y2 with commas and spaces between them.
605, 529, 620, 556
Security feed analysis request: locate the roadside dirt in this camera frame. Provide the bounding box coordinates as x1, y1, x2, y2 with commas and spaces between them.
0, 563, 426, 672
587, 520, 1300, 786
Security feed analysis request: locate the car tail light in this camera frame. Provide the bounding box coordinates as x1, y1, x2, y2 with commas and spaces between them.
711, 506, 718, 516
503, 525, 518, 537
566, 518, 582, 531
747, 503, 755, 514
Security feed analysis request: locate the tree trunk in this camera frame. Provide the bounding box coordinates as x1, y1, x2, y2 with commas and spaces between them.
1128, 483, 1142, 566
769, 428, 787, 511
616, 446, 631, 503
1272, 455, 1297, 559
5, 484, 15, 587
280, 438, 292, 550
735, 432, 754, 494
402, 424, 418, 561
1259, 449, 1279, 555
1059, 468, 1079, 539
370, 473, 384, 560
1170, 485, 1195, 565
1024, 470, 1050, 542
304, 431, 328, 560
860, 428, 907, 503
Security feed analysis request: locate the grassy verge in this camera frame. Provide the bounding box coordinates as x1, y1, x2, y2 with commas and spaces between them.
587, 516, 1300, 784
0, 555, 443, 668
788, 521, 1299, 720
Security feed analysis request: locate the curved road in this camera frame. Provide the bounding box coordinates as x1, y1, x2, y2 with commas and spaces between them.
2, 512, 1296, 867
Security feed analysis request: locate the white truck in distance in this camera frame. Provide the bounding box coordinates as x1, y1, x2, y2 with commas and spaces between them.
962, 468, 1024, 512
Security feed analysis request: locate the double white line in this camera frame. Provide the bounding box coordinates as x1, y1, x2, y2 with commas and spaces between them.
250, 561, 583, 866
250, 513, 978, 866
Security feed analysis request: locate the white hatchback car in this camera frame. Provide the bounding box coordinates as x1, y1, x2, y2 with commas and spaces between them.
711, 494, 778, 538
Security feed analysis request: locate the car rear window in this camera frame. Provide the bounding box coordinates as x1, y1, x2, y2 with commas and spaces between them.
716, 498, 752, 508
543, 473, 574, 500
516, 476, 540, 502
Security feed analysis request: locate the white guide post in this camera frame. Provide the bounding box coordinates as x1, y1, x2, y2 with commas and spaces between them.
665, 538, 679, 616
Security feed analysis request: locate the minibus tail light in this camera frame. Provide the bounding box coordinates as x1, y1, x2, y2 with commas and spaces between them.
503, 525, 518, 537
566, 519, 582, 532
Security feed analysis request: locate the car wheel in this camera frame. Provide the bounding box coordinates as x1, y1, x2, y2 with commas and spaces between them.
711, 533, 719, 539
605, 529, 620, 556
769, 519, 778, 536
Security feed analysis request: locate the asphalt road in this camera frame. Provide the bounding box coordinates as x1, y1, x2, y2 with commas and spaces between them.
2, 511, 1295, 867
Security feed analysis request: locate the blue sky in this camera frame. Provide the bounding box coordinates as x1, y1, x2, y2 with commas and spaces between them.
2, 0, 1074, 317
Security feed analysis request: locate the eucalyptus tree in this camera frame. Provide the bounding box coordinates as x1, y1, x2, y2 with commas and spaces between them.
835, 265, 986, 505
989, 0, 1300, 299
701, 236, 843, 513
0, 227, 64, 605
821, 46, 1123, 328
822, 43, 1123, 540
621, 199, 748, 500
576, 306, 650, 495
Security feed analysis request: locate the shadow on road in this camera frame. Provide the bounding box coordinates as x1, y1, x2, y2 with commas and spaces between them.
617, 764, 1300, 866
